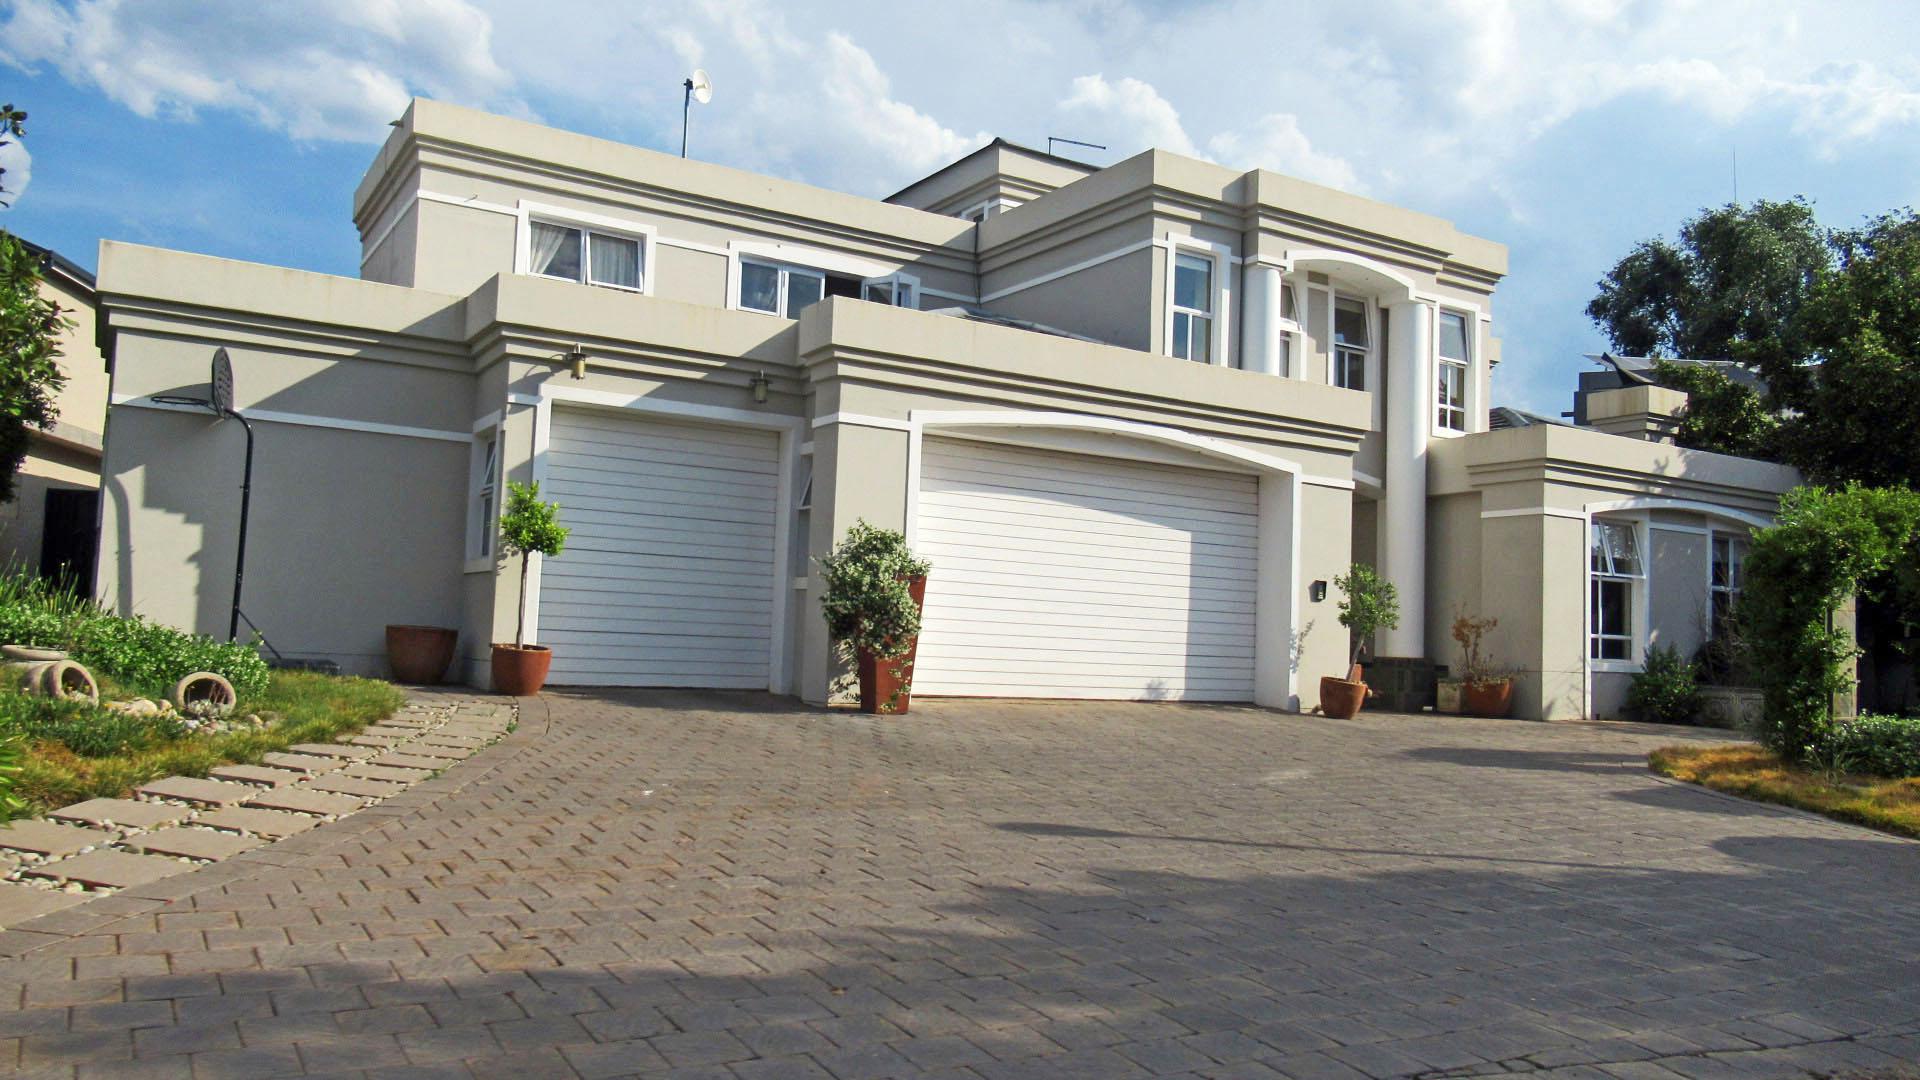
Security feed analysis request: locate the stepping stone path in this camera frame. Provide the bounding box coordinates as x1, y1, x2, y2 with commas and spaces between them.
0, 694, 512, 926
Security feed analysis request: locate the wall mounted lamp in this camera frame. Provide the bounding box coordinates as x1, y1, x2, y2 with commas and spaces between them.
1310, 580, 1328, 603
563, 344, 588, 380
750, 370, 769, 404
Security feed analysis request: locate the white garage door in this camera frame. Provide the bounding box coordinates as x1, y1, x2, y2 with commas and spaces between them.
537, 409, 780, 687
911, 437, 1258, 701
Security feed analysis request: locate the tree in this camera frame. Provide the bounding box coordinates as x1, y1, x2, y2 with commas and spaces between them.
1646, 359, 1779, 459
497, 481, 568, 648
1334, 563, 1399, 668
1586, 199, 1827, 382
0, 232, 68, 504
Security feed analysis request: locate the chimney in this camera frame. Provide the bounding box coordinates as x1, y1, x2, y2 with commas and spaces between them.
1584, 385, 1688, 444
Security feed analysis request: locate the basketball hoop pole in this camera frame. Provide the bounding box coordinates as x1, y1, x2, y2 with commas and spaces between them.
226, 410, 254, 642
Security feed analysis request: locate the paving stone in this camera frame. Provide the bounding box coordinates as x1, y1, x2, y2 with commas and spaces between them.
287, 742, 379, 759
48, 798, 185, 830
241, 788, 365, 817
194, 807, 323, 838
0, 882, 87, 924
125, 828, 266, 861
208, 764, 304, 788
383, 743, 471, 761
0, 818, 114, 856
258, 752, 344, 774
303, 775, 406, 798
369, 752, 453, 771
346, 734, 406, 747
363, 726, 425, 738
25, 849, 191, 888
341, 763, 433, 783
135, 776, 258, 807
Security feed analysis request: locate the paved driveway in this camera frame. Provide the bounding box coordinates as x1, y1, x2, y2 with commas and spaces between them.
0, 693, 1916, 1079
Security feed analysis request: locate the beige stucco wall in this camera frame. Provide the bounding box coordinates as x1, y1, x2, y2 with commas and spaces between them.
0, 268, 108, 576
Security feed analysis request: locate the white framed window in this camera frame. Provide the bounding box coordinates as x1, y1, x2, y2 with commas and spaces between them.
470, 431, 501, 561
1170, 252, 1215, 362
1710, 532, 1749, 633
739, 259, 827, 318
1590, 519, 1643, 662
528, 220, 644, 291
1332, 295, 1370, 390
861, 272, 919, 309
1273, 279, 1303, 377
1437, 310, 1471, 432
958, 197, 1019, 223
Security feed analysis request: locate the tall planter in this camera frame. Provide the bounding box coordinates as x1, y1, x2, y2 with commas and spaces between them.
1464, 678, 1514, 718
386, 624, 457, 685
491, 644, 552, 697
856, 575, 926, 714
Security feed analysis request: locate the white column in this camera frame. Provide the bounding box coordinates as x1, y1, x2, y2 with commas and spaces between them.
1381, 299, 1431, 658
1240, 262, 1284, 376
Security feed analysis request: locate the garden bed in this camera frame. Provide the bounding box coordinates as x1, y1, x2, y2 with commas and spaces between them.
1650, 743, 1920, 839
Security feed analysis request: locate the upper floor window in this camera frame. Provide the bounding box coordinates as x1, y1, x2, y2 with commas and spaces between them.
740, 259, 826, 317
1332, 296, 1369, 390
862, 273, 918, 308
1590, 520, 1643, 662
530, 220, 642, 291
1171, 253, 1214, 362
470, 431, 499, 561
1710, 532, 1749, 632
1437, 310, 1471, 432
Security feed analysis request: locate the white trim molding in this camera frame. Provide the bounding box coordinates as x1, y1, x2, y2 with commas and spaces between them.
811, 412, 913, 432
114, 395, 472, 444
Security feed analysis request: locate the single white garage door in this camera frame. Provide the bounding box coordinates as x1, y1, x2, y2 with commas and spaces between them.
538, 409, 780, 687
912, 437, 1258, 701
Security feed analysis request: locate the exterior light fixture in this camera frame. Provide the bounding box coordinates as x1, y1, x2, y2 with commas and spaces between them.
563, 344, 588, 380
750, 370, 769, 404
1310, 580, 1328, 603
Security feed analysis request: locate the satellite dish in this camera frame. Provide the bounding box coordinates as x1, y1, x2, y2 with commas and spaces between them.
689, 69, 712, 105
210, 348, 235, 416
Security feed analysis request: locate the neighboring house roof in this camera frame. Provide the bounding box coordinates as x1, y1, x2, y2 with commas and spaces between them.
1586, 352, 1767, 393
1489, 406, 1571, 430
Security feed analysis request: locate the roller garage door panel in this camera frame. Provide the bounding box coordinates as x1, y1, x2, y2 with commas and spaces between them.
911, 437, 1258, 701
537, 409, 779, 688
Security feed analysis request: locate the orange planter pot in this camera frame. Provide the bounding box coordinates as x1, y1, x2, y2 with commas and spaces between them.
1464, 678, 1514, 718
490, 644, 552, 697
856, 575, 927, 714
1320, 676, 1367, 719
386, 624, 456, 685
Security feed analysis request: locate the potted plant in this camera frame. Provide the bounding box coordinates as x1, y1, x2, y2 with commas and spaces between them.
819, 520, 931, 714
1322, 564, 1398, 720
385, 624, 457, 684
492, 480, 569, 696
1452, 612, 1514, 717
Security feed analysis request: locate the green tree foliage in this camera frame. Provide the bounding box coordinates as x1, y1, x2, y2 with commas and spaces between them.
1646, 360, 1779, 459
1625, 642, 1702, 725
819, 520, 931, 659
498, 481, 568, 649
1334, 563, 1399, 667
1741, 484, 1920, 760
0, 231, 68, 504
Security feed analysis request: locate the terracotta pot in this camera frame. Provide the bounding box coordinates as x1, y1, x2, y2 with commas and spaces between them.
490, 644, 552, 696
856, 575, 927, 714
1320, 676, 1367, 720
387, 625, 457, 685
1464, 678, 1514, 718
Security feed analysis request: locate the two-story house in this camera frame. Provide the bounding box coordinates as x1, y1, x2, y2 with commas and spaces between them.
91, 100, 1797, 719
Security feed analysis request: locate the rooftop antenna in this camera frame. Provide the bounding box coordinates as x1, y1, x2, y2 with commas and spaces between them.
1047, 135, 1106, 158
681, 69, 712, 158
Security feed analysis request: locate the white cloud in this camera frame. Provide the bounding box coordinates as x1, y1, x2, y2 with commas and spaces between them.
1207, 114, 1360, 193
1060, 74, 1203, 158
0, 138, 30, 207
0, 0, 517, 142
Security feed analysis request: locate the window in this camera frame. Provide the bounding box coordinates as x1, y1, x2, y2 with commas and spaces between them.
1171, 252, 1214, 362
1711, 533, 1749, 632
1437, 311, 1470, 431
739, 259, 826, 317
1333, 296, 1369, 390
861, 274, 918, 308
1275, 281, 1302, 377
1590, 520, 1642, 661
471, 433, 499, 560
529, 220, 642, 290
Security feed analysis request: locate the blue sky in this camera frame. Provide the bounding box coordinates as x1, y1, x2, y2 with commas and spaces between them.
2, 0, 1917, 415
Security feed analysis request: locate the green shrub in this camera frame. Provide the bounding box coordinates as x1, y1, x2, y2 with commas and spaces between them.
0, 572, 270, 695
0, 690, 184, 758
819, 520, 931, 659
1824, 714, 1920, 778
1626, 643, 1702, 724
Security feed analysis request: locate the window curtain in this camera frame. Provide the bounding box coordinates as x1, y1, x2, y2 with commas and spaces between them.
530, 222, 576, 279
589, 233, 641, 288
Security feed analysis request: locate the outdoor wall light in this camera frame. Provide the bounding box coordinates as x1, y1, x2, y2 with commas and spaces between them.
1310, 580, 1328, 603
751, 370, 769, 404
564, 344, 588, 380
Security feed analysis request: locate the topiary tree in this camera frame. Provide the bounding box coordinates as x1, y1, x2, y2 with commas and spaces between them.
1742, 483, 1920, 759
498, 480, 568, 649
1334, 564, 1399, 669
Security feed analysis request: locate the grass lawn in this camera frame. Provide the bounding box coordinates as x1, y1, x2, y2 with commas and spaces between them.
1650, 743, 1920, 839
7, 671, 405, 815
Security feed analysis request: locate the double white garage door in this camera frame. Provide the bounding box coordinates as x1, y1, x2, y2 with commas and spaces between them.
536, 409, 1258, 700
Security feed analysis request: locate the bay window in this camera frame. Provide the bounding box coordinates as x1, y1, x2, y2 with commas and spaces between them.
529, 220, 643, 291
1170, 252, 1215, 362
1590, 520, 1643, 662
1332, 296, 1369, 390
1437, 310, 1470, 431
740, 259, 826, 317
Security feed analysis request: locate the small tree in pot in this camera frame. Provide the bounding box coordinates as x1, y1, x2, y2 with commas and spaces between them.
820, 520, 931, 714
492, 480, 569, 696
1452, 612, 1515, 717
1323, 564, 1399, 719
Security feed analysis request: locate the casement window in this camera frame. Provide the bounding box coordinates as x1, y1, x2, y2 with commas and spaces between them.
861, 273, 918, 308
529, 220, 643, 291
1437, 310, 1471, 432
1332, 296, 1370, 390
470, 432, 500, 561
1710, 532, 1749, 632
1589, 520, 1643, 661
739, 259, 827, 317
1170, 252, 1215, 362
1274, 280, 1302, 377
958, 198, 1019, 223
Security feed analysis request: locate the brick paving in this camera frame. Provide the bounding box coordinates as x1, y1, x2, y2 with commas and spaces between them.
0, 691, 1912, 1078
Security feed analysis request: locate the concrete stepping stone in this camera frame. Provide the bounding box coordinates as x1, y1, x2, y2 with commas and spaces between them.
419, 733, 485, 747
126, 828, 265, 861
136, 777, 256, 808
363, 726, 422, 738
209, 764, 303, 788
342, 764, 430, 783
369, 752, 450, 771
380, 716, 432, 728
26, 850, 190, 889
49, 799, 184, 830
244, 789, 364, 817
0, 819, 113, 857
260, 752, 343, 774
345, 734, 405, 748
0, 883, 85, 925
303, 775, 404, 799
384, 744, 469, 761
288, 742, 378, 759
196, 807, 320, 838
